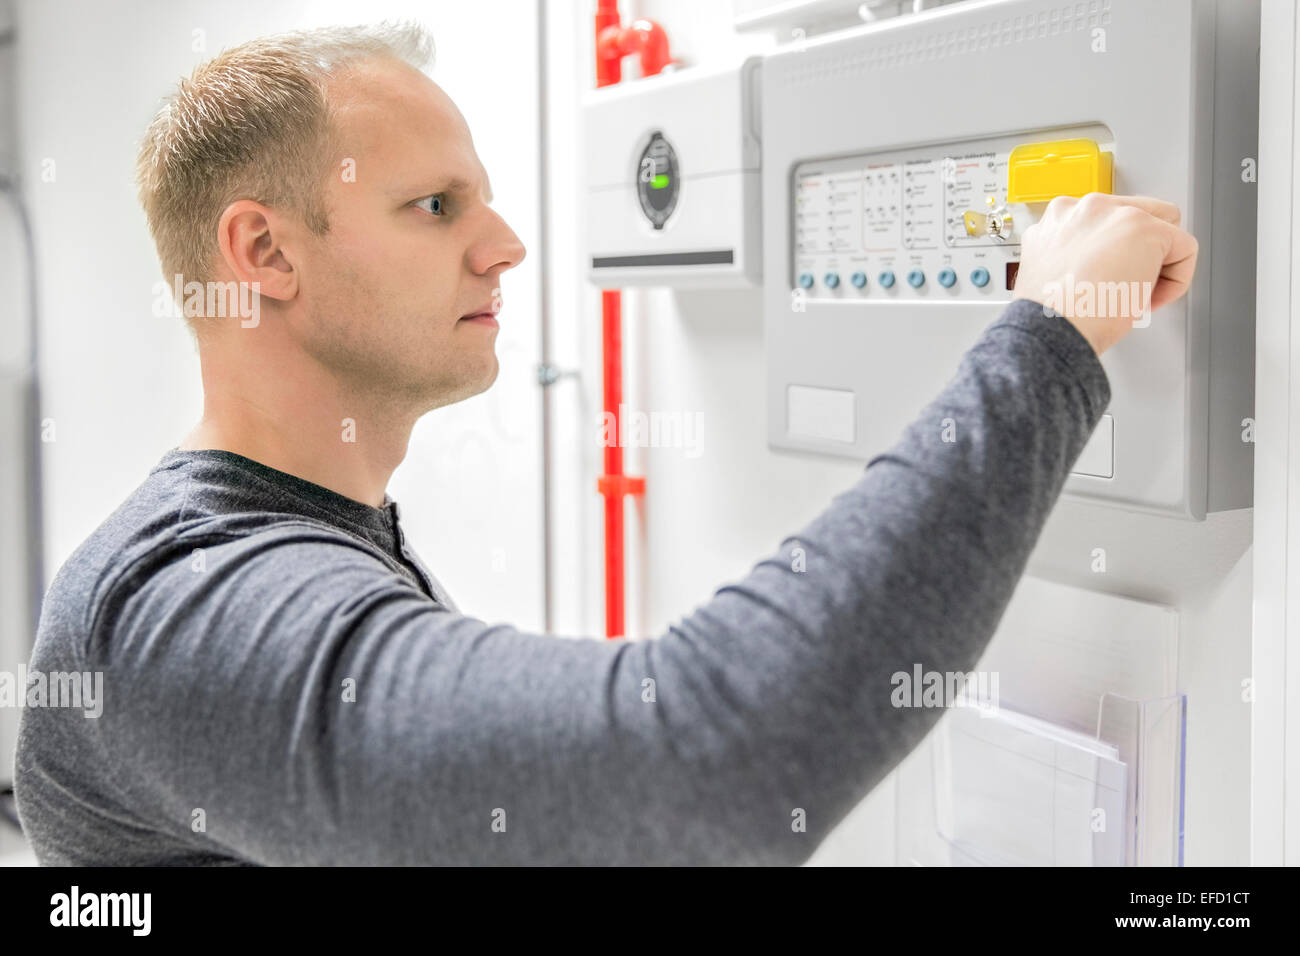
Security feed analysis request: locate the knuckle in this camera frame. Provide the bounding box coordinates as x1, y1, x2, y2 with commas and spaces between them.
1111, 205, 1152, 232
1045, 195, 1075, 217
1076, 191, 1111, 213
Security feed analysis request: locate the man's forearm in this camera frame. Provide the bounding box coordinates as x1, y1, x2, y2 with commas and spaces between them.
401, 296, 1113, 865
604, 296, 1113, 862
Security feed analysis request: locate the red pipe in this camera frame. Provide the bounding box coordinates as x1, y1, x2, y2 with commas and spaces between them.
595, 0, 622, 87
596, 292, 643, 639
594, 4, 669, 638
597, 15, 672, 85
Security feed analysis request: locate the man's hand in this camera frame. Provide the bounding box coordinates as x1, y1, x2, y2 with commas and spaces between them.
1011, 193, 1200, 356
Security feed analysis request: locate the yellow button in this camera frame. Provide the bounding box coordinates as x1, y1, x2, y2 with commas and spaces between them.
1006, 138, 1113, 203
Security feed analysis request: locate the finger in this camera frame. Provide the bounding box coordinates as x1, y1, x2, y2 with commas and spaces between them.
1105, 194, 1182, 226
1148, 224, 1199, 311
1041, 194, 1078, 223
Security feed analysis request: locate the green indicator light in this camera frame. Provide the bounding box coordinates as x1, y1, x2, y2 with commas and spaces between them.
651, 173, 669, 189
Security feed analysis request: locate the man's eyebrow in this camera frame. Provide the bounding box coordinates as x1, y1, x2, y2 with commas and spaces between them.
395, 175, 494, 204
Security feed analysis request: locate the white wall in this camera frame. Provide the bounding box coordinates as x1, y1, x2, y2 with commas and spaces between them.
549, 0, 1255, 865
1252, 0, 1300, 866
15, 0, 545, 629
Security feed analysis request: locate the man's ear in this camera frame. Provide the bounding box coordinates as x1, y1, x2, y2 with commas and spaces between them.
216, 200, 300, 302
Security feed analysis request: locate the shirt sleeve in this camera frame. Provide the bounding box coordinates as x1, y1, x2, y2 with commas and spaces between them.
97, 297, 1111, 865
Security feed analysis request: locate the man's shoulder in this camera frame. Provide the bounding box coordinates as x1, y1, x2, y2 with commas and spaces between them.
18, 454, 442, 868
41, 454, 414, 657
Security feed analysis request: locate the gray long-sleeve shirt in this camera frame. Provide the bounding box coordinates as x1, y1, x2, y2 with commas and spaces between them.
13, 296, 1111, 865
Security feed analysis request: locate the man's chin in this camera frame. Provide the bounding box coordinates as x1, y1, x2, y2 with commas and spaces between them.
421, 359, 498, 412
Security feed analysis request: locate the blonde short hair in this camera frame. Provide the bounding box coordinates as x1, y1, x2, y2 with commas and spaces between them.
135, 21, 435, 290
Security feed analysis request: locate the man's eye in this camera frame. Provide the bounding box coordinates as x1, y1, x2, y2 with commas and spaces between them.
415, 193, 448, 216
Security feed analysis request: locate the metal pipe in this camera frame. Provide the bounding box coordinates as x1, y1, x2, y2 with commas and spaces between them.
0, 12, 44, 657
536, 0, 556, 632
0, 174, 44, 647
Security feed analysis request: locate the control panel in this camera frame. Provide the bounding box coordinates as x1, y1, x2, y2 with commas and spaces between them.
761, 0, 1258, 519
791, 129, 1111, 303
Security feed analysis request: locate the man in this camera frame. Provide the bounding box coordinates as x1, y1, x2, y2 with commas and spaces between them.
14, 22, 1196, 865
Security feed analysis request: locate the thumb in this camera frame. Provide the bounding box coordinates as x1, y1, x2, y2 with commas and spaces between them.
1148, 221, 1199, 312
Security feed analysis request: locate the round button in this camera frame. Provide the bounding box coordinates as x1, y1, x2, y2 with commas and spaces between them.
937, 268, 957, 288
970, 267, 990, 288
878, 270, 896, 289
850, 271, 867, 289
798, 272, 814, 289
907, 269, 925, 288
824, 272, 841, 289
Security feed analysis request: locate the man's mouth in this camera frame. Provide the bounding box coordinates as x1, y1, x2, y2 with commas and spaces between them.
459, 300, 500, 326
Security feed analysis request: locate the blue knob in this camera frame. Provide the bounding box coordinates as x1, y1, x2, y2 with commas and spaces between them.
970, 267, 990, 288
824, 272, 840, 289
878, 270, 896, 289
937, 268, 957, 288
907, 269, 925, 288
798, 272, 814, 289
850, 271, 867, 288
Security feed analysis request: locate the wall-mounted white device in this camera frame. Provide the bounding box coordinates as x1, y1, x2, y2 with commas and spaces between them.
584, 57, 763, 288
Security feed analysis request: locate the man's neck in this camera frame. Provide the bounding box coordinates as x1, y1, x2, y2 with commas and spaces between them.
178, 314, 429, 508
178, 387, 416, 510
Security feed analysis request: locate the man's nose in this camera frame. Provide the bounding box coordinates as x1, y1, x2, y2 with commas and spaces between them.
470, 209, 527, 276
